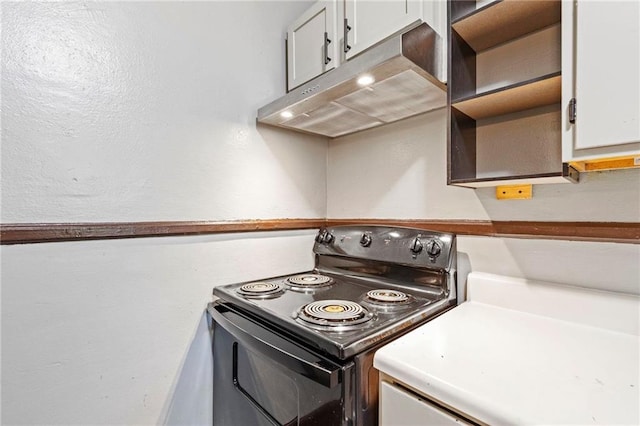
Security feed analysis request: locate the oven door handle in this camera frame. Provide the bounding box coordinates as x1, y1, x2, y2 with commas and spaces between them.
210, 304, 342, 388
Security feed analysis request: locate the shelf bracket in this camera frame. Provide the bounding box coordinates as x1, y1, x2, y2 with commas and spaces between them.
495, 185, 533, 200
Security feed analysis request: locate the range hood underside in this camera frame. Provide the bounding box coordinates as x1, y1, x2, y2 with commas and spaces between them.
257, 23, 447, 138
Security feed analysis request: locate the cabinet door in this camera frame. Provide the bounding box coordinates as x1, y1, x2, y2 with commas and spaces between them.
344, 0, 422, 60
287, 0, 337, 91
562, 0, 640, 161
380, 381, 472, 425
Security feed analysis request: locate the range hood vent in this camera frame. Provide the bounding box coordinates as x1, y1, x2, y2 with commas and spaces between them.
257, 22, 447, 138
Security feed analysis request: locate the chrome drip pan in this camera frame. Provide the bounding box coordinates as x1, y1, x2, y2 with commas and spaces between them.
294, 300, 374, 331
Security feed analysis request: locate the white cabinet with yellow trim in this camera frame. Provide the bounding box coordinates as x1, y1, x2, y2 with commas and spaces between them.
562, 0, 640, 167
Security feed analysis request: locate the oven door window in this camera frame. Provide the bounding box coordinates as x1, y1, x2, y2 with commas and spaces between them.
235, 342, 343, 425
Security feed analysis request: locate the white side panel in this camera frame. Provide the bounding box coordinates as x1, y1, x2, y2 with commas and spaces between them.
380, 381, 472, 425
421, 0, 447, 39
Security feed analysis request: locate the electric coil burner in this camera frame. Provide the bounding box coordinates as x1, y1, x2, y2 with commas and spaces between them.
209, 225, 458, 426
286, 273, 334, 290
365, 289, 411, 304
236, 282, 284, 299
296, 300, 374, 331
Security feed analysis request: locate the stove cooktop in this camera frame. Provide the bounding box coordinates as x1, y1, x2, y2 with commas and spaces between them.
213, 270, 449, 359
213, 225, 458, 359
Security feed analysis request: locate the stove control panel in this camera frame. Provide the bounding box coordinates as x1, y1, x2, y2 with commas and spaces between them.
314, 226, 455, 270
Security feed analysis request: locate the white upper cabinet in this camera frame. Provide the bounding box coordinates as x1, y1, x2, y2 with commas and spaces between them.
344, 0, 421, 59
286, 0, 447, 91
287, 0, 338, 91
562, 0, 640, 162
343, 0, 446, 63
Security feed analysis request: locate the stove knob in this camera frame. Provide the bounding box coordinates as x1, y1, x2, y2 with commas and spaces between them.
322, 231, 335, 244
426, 239, 442, 257
409, 237, 423, 254
360, 233, 372, 247
315, 230, 326, 243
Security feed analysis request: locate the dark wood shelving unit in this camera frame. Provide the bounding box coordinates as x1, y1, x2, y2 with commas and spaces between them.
447, 0, 577, 187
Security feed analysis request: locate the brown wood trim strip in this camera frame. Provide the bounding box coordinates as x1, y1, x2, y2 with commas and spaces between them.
491, 221, 640, 243
326, 219, 640, 244
0, 219, 325, 245
2, 219, 638, 245
326, 219, 496, 236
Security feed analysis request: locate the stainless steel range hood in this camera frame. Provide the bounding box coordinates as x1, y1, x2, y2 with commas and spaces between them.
257, 22, 447, 138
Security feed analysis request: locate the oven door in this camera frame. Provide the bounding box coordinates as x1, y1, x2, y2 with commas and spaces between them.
209, 302, 354, 426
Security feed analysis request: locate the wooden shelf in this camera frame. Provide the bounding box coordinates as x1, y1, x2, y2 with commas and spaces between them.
449, 168, 578, 188
452, 0, 561, 51
452, 73, 561, 120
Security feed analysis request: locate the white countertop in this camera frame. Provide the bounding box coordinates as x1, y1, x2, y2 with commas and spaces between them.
374, 273, 640, 425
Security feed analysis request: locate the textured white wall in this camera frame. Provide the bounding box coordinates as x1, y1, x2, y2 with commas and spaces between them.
328, 109, 489, 219
457, 237, 640, 295
1, 231, 317, 425
1, 1, 326, 222
328, 109, 640, 222
328, 109, 640, 294
1, 1, 322, 424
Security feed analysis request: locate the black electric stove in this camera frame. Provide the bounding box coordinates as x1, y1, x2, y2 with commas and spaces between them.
209, 225, 458, 426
